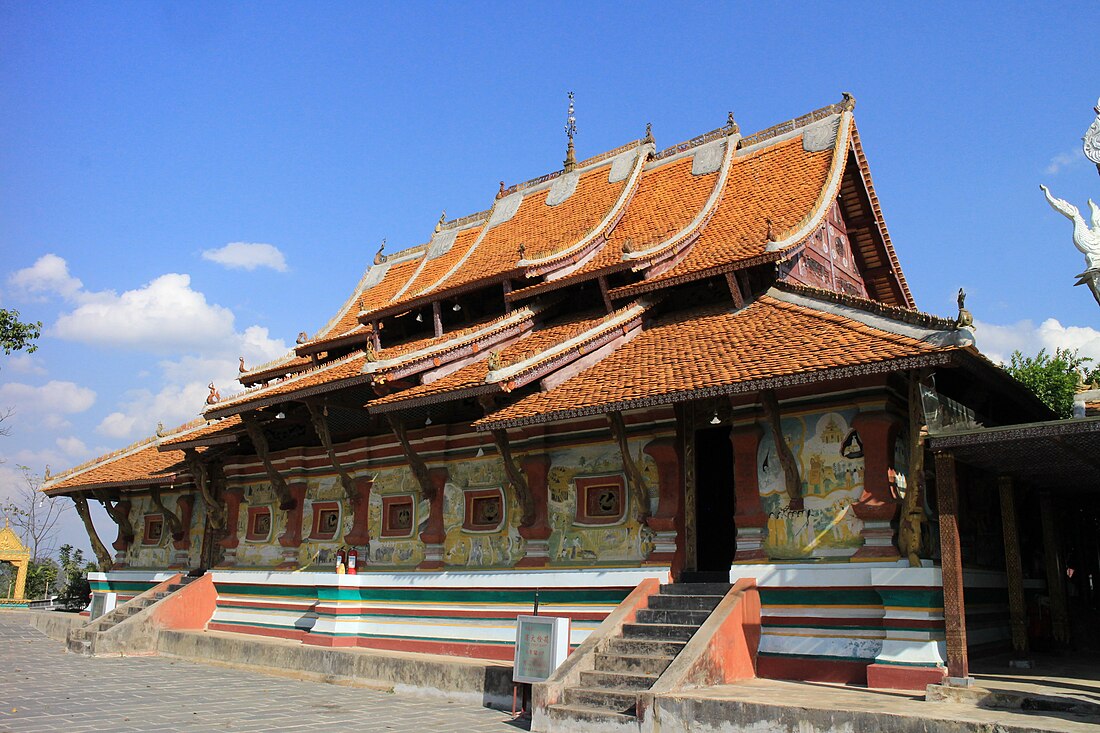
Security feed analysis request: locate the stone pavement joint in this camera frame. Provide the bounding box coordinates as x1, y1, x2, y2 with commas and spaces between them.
0, 612, 530, 733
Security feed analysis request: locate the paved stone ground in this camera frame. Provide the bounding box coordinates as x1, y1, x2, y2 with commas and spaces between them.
0, 613, 530, 733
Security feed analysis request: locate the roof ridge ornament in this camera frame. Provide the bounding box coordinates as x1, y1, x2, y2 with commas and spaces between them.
435, 210, 446, 234
374, 238, 387, 265
497, 180, 506, 199
841, 91, 856, 112
1084, 97, 1100, 174
727, 111, 740, 135
239, 356, 247, 373
643, 122, 654, 146
955, 288, 974, 329
563, 91, 577, 173
206, 382, 221, 405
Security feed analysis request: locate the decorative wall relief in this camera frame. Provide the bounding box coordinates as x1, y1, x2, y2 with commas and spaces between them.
366, 466, 425, 567
758, 409, 866, 559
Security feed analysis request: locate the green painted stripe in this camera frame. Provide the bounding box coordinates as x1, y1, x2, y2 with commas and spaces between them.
759, 589, 881, 606
876, 589, 944, 608
90, 581, 156, 593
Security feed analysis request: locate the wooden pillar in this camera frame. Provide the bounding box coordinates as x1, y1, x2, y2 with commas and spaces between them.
934, 451, 969, 681
217, 488, 244, 566
171, 494, 195, 568
678, 403, 697, 575
517, 454, 552, 567
642, 438, 681, 567
343, 477, 374, 548
997, 476, 1029, 661
277, 483, 308, 568
851, 411, 902, 560
730, 424, 767, 562
1039, 491, 1071, 644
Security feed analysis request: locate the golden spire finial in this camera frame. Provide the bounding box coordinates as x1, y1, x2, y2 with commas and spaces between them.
563, 91, 577, 172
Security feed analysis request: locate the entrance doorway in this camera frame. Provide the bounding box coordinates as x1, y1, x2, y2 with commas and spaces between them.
694, 426, 736, 574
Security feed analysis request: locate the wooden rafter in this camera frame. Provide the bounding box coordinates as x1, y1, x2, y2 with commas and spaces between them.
150, 485, 184, 540
386, 414, 438, 502
305, 399, 359, 504
607, 410, 651, 522
242, 413, 296, 510
72, 494, 113, 571
760, 390, 802, 504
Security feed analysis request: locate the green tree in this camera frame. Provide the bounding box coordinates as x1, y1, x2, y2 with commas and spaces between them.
24, 559, 58, 600
0, 308, 41, 355
57, 544, 95, 610
1003, 348, 1093, 419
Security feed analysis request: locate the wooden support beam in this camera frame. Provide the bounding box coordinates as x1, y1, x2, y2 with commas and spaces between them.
1039, 491, 1071, 644
724, 271, 744, 308
386, 414, 438, 502
934, 451, 969, 680
242, 413, 296, 510
305, 400, 358, 504
150, 485, 184, 541
92, 489, 135, 545
185, 448, 225, 530
72, 494, 113, 571
607, 410, 651, 522
598, 276, 614, 314
760, 390, 802, 507
490, 428, 536, 526
998, 476, 1029, 660
432, 301, 443, 338
371, 320, 382, 351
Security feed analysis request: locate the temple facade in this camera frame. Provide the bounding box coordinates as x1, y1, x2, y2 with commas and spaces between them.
44, 96, 1055, 694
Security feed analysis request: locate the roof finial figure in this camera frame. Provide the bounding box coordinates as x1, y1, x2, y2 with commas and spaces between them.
206, 383, 221, 405
727, 111, 740, 134
296, 331, 309, 344
1039, 184, 1100, 306
374, 238, 387, 266
1083, 98, 1100, 175
841, 92, 856, 111
765, 218, 778, 242
518, 242, 526, 260
487, 350, 502, 372
239, 356, 247, 373
497, 181, 506, 199
43, 465, 51, 480
643, 122, 654, 146
563, 91, 577, 172
435, 210, 446, 234
955, 288, 974, 329
156, 422, 166, 438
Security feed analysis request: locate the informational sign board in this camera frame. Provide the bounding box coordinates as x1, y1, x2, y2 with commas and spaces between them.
512, 615, 570, 683
89, 591, 117, 620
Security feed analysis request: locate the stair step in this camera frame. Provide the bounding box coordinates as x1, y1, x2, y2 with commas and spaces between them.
648, 594, 725, 611
594, 652, 675, 676
579, 669, 659, 691
166, 584, 183, 593
606, 638, 685, 657
659, 582, 731, 596
635, 608, 711, 626
564, 687, 638, 714
622, 622, 698, 641
546, 703, 638, 727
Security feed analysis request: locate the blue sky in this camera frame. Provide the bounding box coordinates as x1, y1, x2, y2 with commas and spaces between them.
1, 2, 1097, 557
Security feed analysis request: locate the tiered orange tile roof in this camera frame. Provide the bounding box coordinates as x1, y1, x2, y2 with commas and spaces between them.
476, 287, 967, 430
158, 414, 243, 449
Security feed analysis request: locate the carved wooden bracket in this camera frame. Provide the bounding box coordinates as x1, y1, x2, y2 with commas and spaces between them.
305, 400, 359, 505
760, 390, 803, 507
72, 494, 113, 571
173, 495, 195, 551
150, 485, 184, 540
242, 413, 296, 510
184, 448, 225, 530
608, 411, 651, 522
93, 490, 135, 547
490, 428, 536, 527
898, 370, 930, 566
387, 414, 438, 502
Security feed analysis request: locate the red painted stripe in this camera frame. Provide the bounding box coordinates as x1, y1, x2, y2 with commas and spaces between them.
208, 622, 307, 641
763, 616, 886, 628
353, 635, 515, 662
758, 655, 868, 685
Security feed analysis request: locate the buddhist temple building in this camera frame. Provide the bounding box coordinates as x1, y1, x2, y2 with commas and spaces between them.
43, 95, 1099, 709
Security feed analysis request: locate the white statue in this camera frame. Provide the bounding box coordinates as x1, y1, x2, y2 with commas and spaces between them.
1040, 184, 1100, 306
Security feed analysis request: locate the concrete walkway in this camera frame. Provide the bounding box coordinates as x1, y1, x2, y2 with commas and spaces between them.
0, 611, 529, 733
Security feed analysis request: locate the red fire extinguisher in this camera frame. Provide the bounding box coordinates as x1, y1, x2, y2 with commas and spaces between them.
336, 548, 347, 572
346, 548, 358, 575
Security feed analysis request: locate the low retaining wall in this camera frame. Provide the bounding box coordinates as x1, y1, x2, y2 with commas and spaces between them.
28, 610, 85, 641
157, 627, 515, 708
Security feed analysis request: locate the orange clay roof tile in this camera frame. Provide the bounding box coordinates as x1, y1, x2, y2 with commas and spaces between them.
158, 414, 244, 449
44, 439, 186, 493
476, 291, 959, 429
397, 225, 484, 300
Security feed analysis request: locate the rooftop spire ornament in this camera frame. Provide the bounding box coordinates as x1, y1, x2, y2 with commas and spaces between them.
955, 288, 974, 329
1083, 98, 1100, 176
374, 238, 387, 266
1040, 185, 1100, 306
643, 122, 654, 146
435, 210, 446, 234
563, 91, 577, 172
727, 111, 740, 135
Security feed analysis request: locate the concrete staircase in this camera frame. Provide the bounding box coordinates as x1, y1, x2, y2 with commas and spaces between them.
67, 575, 198, 655
546, 582, 730, 729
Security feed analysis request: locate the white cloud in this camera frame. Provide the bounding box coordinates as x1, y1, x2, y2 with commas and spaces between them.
974, 317, 1100, 366
202, 242, 288, 272
0, 380, 96, 416
8, 253, 85, 300
56, 435, 89, 457
1044, 149, 1087, 176
52, 273, 237, 354
3, 353, 46, 375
